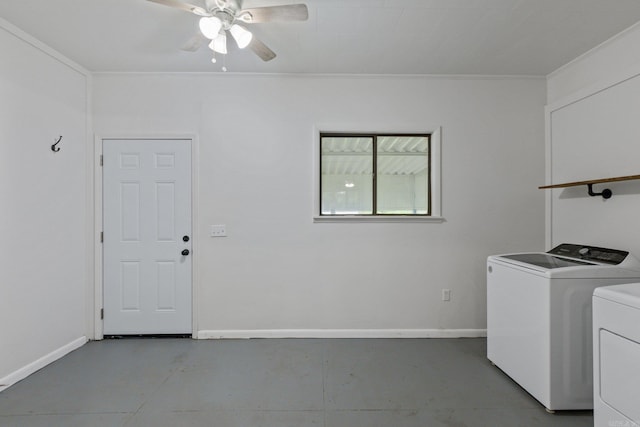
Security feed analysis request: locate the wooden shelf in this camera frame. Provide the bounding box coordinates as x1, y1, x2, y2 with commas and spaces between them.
538, 174, 640, 189
539, 174, 640, 199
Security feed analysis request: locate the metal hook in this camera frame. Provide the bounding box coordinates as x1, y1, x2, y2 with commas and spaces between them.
51, 136, 62, 152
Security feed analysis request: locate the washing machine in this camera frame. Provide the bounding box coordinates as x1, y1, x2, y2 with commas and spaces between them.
487, 243, 640, 412
593, 283, 640, 427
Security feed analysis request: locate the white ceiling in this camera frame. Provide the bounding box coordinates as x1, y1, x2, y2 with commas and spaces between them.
1, 0, 640, 75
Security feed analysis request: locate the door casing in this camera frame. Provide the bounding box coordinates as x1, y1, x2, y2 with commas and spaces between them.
93, 135, 199, 340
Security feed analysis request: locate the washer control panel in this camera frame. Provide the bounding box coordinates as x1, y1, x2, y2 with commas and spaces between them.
548, 243, 629, 265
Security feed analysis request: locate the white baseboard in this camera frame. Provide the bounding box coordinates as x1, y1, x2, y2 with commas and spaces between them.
197, 329, 487, 339
0, 336, 87, 393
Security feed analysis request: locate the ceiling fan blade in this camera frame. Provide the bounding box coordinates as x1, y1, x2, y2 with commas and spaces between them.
181, 33, 208, 51
240, 4, 308, 23
146, 0, 209, 16
248, 37, 276, 61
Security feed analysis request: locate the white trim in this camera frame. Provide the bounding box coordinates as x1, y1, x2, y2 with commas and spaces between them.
94, 71, 545, 80
314, 215, 444, 223
0, 17, 89, 76
94, 136, 104, 340
0, 337, 87, 393
544, 104, 553, 250
547, 20, 640, 81
312, 125, 443, 221
191, 135, 201, 339
84, 73, 95, 340
94, 134, 200, 339
546, 62, 640, 114
430, 127, 442, 217
197, 329, 487, 339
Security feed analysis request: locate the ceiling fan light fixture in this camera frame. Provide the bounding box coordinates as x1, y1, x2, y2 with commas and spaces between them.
199, 16, 222, 39
145, 0, 305, 63
211, 31, 227, 54
230, 24, 253, 49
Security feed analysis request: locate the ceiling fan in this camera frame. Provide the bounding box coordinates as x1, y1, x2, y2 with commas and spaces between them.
147, 0, 308, 64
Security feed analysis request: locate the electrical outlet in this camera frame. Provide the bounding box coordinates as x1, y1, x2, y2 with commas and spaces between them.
210, 225, 227, 237
442, 289, 451, 301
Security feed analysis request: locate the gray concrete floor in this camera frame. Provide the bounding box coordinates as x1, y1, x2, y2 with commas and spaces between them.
0, 338, 593, 427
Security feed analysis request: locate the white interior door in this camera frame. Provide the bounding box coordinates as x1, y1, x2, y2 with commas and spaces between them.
103, 139, 192, 335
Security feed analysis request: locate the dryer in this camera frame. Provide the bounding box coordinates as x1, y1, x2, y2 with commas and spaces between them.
487, 243, 640, 412
593, 283, 640, 427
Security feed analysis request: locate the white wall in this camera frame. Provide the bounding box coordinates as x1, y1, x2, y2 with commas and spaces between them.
0, 21, 90, 388
93, 73, 546, 336
546, 23, 640, 257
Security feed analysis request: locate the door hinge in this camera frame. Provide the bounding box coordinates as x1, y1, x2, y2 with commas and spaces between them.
100, 155, 103, 166
100, 231, 104, 243
100, 308, 104, 319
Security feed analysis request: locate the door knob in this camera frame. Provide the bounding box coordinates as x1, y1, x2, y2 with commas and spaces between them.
181, 249, 190, 256
183, 235, 190, 242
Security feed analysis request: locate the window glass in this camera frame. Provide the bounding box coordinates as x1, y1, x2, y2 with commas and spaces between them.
377, 136, 429, 215
320, 133, 431, 216
321, 136, 373, 215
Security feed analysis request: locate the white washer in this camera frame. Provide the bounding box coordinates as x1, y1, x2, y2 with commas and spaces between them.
593, 283, 640, 427
487, 244, 640, 412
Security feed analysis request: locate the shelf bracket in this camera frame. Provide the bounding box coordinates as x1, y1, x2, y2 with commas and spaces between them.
587, 184, 612, 199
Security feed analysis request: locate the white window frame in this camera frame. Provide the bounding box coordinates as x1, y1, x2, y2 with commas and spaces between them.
313, 125, 443, 223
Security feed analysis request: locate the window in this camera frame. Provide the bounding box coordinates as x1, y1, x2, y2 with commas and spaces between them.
319, 133, 432, 216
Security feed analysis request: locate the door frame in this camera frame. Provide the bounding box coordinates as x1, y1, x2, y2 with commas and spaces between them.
93, 134, 199, 340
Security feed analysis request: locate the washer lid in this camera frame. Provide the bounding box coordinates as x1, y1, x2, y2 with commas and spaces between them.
594, 282, 640, 309
500, 253, 594, 269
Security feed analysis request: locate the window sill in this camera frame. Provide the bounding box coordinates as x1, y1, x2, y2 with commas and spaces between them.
313, 215, 445, 223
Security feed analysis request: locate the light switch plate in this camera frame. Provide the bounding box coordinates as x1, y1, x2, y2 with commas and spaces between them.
210, 225, 227, 237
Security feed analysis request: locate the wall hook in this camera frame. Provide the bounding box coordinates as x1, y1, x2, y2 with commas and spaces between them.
51, 136, 62, 152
